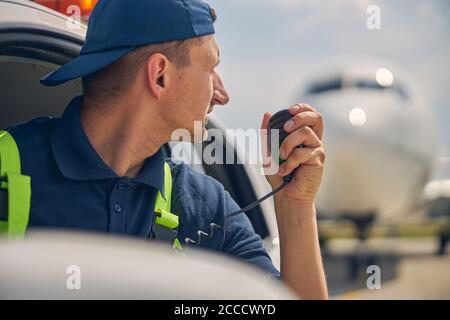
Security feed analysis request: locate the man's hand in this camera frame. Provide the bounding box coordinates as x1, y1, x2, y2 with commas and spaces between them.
260, 103, 328, 299
261, 103, 326, 205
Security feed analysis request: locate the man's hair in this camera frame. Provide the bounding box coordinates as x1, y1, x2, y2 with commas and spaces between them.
82, 8, 217, 103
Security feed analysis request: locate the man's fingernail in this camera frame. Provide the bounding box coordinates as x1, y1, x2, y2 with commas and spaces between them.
284, 120, 294, 130
280, 149, 285, 159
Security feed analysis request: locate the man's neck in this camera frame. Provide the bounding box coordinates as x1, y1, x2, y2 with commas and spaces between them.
80, 96, 167, 178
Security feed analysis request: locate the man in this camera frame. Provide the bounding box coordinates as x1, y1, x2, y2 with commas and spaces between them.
1, 0, 327, 299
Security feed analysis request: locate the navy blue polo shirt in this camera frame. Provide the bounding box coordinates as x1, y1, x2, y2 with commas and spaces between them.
5, 96, 280, 278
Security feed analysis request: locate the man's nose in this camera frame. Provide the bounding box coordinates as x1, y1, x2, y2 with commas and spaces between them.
211, 72, 229, 106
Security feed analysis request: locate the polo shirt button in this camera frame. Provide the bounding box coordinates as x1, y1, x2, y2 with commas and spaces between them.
114, 203, 122, 213
116, 183, 125, 191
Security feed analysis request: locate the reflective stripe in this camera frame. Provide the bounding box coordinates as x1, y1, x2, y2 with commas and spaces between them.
0, 131, 21, 187
0, 131, 31, 239
154, 162, 175, 227
0, 130, 179, 247
173, 238, 182, 250
155, 208, 179, 229
153, 162, 182, 250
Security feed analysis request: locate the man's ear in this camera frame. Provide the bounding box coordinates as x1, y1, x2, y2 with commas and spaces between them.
145, 53, 170, 100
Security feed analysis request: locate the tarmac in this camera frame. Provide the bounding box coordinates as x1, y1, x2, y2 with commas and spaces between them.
322, 237, 450, 299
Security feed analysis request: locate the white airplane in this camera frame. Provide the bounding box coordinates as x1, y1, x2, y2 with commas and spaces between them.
297, 61, 439, 239
422, 157, 450, 255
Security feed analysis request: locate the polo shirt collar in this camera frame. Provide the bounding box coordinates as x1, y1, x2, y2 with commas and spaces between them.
51, 95, 166, 196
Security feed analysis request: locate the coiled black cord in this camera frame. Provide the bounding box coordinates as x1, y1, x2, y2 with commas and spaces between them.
184, 179, 290, 247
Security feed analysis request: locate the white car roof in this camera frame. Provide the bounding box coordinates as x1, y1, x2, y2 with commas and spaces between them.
0, 0, 86, 39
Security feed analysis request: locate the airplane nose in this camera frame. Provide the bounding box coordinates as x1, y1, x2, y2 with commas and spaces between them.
302, 85, 437, 223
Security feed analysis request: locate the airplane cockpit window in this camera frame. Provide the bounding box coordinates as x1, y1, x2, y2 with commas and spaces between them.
305, 77, 343, 95
305, 77, 408, 100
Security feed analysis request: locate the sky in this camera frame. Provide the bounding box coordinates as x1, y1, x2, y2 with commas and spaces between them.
207, 0, 450, 178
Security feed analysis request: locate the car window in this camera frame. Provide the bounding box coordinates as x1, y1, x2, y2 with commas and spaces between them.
0, 26, 83, 128
0, 56, 81, 129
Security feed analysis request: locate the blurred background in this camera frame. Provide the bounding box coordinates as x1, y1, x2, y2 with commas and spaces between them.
24, 0, 450, 299
211, 0, 450, 299
207, 0, 450, 299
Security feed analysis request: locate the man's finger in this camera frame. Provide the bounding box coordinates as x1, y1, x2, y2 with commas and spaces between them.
280, 126, 322, 160
283, 111, 324, 140
260, 112, 272, 164
261, 112, 272, 131
278, 146, 325, 177
288, 103, 317, 116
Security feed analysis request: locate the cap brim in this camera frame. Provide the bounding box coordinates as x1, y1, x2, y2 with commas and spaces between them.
40, 47, 135, 87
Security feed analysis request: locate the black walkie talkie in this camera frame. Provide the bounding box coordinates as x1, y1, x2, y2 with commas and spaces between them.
268, 109, 305, 182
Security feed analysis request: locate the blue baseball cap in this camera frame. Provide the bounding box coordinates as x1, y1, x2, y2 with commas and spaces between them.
41, 0, 216, 87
